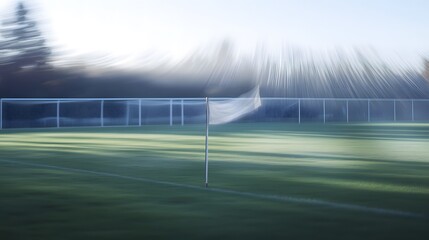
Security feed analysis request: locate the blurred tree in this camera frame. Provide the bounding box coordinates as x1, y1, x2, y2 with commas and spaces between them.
424, 59, 429, 82
0, 1, 50, 73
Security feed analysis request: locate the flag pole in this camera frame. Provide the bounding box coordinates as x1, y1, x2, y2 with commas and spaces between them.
205, 97, 209, 188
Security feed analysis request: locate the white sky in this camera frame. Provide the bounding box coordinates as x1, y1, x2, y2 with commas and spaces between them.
1, 0, 428, 66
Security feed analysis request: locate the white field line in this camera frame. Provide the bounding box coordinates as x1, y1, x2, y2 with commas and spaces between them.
0, 159, 426, 219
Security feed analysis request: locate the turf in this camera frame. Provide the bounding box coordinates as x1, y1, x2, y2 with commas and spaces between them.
0, 123, 428, 239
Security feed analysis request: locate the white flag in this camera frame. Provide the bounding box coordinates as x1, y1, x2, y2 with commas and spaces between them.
209, 86, 261, 125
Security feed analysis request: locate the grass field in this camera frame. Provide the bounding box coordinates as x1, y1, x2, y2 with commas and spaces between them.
1, 123, 429, 239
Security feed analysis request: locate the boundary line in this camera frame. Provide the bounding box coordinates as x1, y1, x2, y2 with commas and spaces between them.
0, 159, 426, 219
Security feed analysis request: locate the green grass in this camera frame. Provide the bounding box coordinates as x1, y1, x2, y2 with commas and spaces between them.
0, 123, 429, 239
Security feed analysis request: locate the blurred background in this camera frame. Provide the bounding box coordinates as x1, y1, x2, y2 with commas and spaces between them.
0, 0, 429, 98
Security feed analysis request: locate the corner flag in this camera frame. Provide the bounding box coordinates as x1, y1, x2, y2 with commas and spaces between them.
204, 86, 262, 187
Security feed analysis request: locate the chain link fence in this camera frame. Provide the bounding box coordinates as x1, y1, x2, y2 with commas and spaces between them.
1, 98, 428, 129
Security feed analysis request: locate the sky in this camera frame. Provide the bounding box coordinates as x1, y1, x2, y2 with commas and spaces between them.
1, 0, 428, 67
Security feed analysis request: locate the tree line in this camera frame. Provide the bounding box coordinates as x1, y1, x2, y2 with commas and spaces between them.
0, 1, 428, 99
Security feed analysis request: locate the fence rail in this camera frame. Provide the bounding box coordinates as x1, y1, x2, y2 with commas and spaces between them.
1, 98, 428, 129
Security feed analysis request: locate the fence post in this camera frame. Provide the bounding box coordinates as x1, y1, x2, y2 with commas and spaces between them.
298, 99, 301, 124
126, 101, 130, 126
57, 100, 60, 128
393, 100, 396, 122
346, 100, 349, 123
170, 99, 173, 126
0, 99, 2, 130
139, 99, 142, 126
181, 99, 184, 126
411, 100, 414, 122
101, 100, 104, 127
368, 99, 371, 122
323, 99, 326, 124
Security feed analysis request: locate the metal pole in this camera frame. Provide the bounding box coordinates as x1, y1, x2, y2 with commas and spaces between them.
126, 101, 130, 126
170, 99, 173, 126
368, 99, 371, 122
139, 99, 142, 126
323, 99, 326, 124
346, 100, 349, 123
298, 99, 301, 124
411, 100, 414, 122
0, 99, 2, 130
181, 99, 184, 126
393, 100, 396, 122
101, 100, 104, 127
57, 100, 60, 128
204, 97, 209, 188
